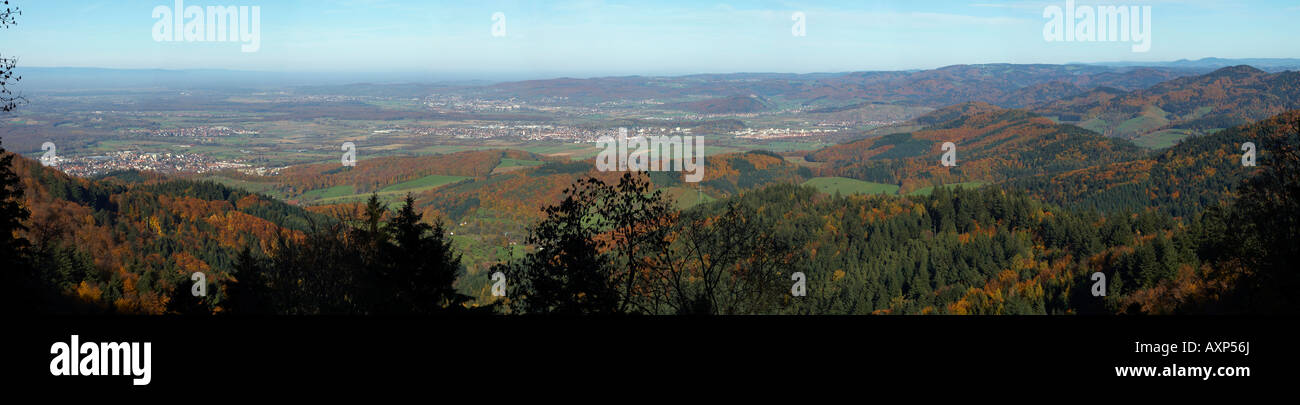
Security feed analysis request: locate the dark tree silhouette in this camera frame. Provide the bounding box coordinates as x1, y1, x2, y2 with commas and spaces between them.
0, 3, 34, 312
379, 194, 471, 313
497, 177, 624, 315
653, 201, 797, 315
222, 193, 474, 315
0, 138, 34, 312
224, 245, 271, 314
498, 173, 675, 315
166, 278, 213, 315
1, 1, 22, 112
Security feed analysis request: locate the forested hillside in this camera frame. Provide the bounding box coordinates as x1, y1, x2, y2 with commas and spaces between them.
486, 173, 1275, 314
1035, 66, 1300, 139
1012, 110, 1300, 217
806, 103, 1145, 193
1, 146, 490, 314
3, 152, 325, 313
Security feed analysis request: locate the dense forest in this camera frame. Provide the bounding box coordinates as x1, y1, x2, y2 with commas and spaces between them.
486, 171, 1289, 315
488, 106, 1300, 314
1011, 110, 1300, 217
806, 103, 1147, 193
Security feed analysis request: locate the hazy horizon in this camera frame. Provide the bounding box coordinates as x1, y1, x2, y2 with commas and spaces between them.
10, 57, 1299, 92
6, 0, 1300, 79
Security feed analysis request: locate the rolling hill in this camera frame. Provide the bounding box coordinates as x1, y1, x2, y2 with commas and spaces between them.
805, 103, 1146, 193
1035, 66, 1300, 140
5, 153, 326, 313
1010, 109, 1300, 217
671, 94, 771, 114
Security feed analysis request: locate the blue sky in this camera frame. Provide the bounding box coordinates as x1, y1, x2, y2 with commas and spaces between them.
3, 0, 1298, 79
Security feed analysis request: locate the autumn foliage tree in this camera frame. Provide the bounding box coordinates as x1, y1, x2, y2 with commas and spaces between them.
497, 173, 675, 315
650, 201, 798, 315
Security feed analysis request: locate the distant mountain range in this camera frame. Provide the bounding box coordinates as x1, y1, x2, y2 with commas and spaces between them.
1089, 57, 1300, 72
23, 58, 1299, 101
471, 64, 1203, 108
444, 60, 1300, 117
13, 68, 495, 91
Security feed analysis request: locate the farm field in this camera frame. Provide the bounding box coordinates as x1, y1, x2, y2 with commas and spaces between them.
1133, 129, 1195, 149
801, 177, 900, 196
